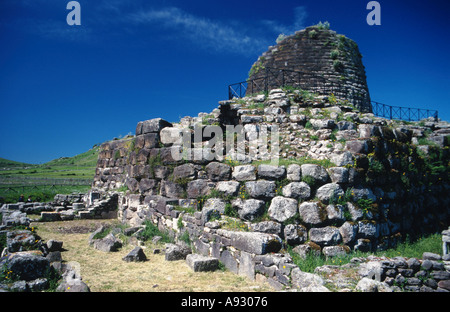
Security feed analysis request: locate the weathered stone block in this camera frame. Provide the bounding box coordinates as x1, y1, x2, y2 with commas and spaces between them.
205, 162, 231, 181
40, 212, 61, 222
257, 164, 286, 180
328, 167, 349, 184
160, 127, 184, 146
173, 163, 196, 180
309, 226, 341, 246
286, 164, 301, 181
268, 196, 298, 223
229, 231, 282, 255
315, 183, 344, 204
122, 246, 147, 262
232, 165, 256, 181
215, 181, 240, 197
141, 118, 172, 134
301, 164, 329, 184
165, 243, 192, 261
282, 182, 311, 200
201, 198, 225, 224
299, 202, 326, 225
186, 254, 219, 272
339, 221, 358, 245
234, 198, 265, 221
245, 180, 276, 199
187, 179, 213, 199
6, 251, 50, 281
93, 234, 122, 252
284, 224, 308, 246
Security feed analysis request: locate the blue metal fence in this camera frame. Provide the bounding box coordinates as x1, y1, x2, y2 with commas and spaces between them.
370, 101, 438, 122
228, 68, 439, 122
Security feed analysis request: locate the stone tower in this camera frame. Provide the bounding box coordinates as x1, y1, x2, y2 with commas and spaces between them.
247, 25, 372, 112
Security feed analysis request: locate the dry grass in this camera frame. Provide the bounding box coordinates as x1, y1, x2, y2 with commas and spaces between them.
32, 219, 274, 292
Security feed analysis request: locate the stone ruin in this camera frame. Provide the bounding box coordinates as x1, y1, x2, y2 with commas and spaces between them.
247, 26, 371, 112
86, 25, 449, 291
88, 85, 449, 290
1, 25, 449, 292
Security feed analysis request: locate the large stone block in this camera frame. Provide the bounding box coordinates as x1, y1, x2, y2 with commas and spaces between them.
122, 246, 147, 262
201, 198, 225, 224
93, 233, 123, 252
268, 196, 298, 223
245, 180, 276, 199
40, 212, 61, 222
328, 167, 349, 184
187, 179, 213, 199
315, 183, 344, 204
257, 164, 286, 180
234, 198, 265, 221
141, 118, 172, 134
173, 163, 196, 180
165, 243, 192, 261
186, 254, 219, 272
282, 182, 311, 200
301, 164, 329, 184
205, 162, 231, 181
6, 251, 50, 281
299, 202, 326, 225
232, 165, 256, 181
160, 127, 184, 146
215, 181, 240, 197
228, 231, 282, 255
291, 268, 329, 292
309, 226, 342, 246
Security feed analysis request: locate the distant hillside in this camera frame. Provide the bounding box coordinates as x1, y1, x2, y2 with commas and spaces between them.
44, 147, 100, 168
0, 158, 32, 169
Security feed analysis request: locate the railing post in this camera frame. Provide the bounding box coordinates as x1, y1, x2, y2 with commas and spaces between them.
389, 106, 392, 120
264, 67, 269, 94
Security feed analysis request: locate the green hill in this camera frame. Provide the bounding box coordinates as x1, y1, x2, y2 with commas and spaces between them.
0, 146, 100, 182
0, 158, 32, 169
0, 146, 100, 204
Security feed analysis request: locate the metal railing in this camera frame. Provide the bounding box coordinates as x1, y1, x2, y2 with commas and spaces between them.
228, 67, 332, 100
228, 67, 439, 122
371, 101, 438, 122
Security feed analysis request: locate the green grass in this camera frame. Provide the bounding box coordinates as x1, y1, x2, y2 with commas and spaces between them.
0, 147, 98, 180
289, 233, 443, 273
137, 220, 174, 244
252, 157, 336, 169
0, 185, 92, 204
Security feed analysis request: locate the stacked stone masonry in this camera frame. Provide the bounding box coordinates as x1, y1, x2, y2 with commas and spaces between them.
247, 26, 371, 112
91, 87, 449, 290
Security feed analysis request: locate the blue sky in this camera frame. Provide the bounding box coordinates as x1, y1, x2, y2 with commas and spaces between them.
1, 0, 449, 164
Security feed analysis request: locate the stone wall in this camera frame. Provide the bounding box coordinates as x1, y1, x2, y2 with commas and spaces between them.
247, 26, 371, 112
92, 88, 449, 289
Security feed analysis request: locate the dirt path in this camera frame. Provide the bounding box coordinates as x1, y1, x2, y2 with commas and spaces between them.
32, 219, 274, 292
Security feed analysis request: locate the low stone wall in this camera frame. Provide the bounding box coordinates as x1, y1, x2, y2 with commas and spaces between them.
0, 191, 119, 223
358, 251, 450, 292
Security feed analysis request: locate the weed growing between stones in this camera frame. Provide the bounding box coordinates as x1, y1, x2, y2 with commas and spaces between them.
138, 220, 174, 244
